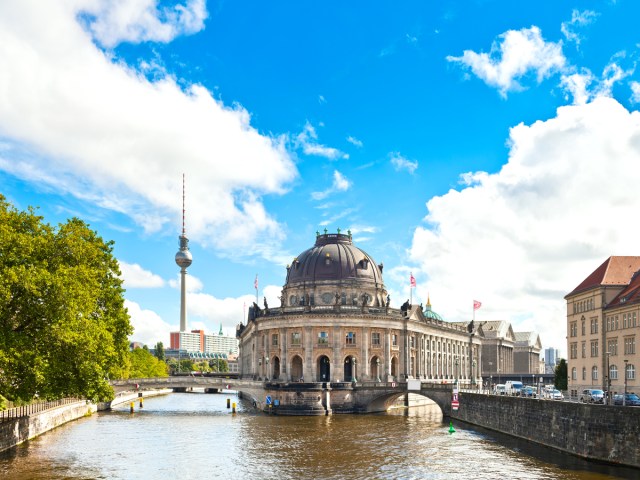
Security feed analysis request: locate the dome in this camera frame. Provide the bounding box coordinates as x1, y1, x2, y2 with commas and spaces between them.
422, 298, 444, 321
280, 232, 387, 308
175, 249, 192, 268
285, 233, 384, 287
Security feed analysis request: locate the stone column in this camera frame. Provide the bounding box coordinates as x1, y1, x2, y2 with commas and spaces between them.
305, 325, 313, 381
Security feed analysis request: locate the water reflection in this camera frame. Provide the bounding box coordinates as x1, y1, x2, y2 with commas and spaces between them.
0, 392, 637, 480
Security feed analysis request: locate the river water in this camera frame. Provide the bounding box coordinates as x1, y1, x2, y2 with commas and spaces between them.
0, 392, 637, 480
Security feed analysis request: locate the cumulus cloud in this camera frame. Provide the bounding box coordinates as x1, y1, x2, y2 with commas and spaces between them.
168, 272, 204, 293
311, 170, 352, 200
119, 261, 165, 288
631, 81, 640, 103
80, 0, 208, 48
126, 299, 174, 346
390, 152, 418, 174
409, 97, 640, 356
0, 1, 296, 263
561, 9, 598, 48
296, 121, 348, 160
560, 60, 634, 105
447, 26, 566, 97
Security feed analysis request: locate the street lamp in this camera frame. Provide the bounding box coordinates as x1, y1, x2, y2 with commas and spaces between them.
375, 357, 381, 383
352, 357, 357, 383
455, 357, 459, 385
624, 359, 629, 406
472, 359, 477, 387
606, 351, 611, 405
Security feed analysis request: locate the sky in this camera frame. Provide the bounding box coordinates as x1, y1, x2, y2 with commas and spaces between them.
2, 0, 640, 357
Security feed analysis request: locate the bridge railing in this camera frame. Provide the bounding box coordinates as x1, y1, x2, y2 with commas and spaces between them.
0, 397, 83, 423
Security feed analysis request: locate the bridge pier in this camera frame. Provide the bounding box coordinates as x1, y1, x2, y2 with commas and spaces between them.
204, 388, 221, 394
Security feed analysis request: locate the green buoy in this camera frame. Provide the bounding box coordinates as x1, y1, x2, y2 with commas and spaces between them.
448, 421, 455, 434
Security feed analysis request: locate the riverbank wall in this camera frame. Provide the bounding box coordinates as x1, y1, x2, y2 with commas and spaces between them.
0, 400, 95, 453
451, 392, 640, 469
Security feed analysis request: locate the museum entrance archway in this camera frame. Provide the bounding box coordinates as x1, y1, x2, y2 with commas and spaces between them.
391, 357, 398, 379
291, 355, 303, 381
370, 356, 381, 382
272, 356, 280, 379
317, 355, 331, 382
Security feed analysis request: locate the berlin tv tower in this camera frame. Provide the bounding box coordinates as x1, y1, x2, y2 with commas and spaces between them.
174, 174, 192, 332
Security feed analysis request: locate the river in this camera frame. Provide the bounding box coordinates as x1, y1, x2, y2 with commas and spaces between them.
0, 392, 637, 479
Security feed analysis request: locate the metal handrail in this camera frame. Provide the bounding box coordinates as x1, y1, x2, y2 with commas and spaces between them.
0, 397, 83, 423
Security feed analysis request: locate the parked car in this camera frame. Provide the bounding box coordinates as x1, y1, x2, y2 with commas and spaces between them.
613, 393, 640, 406
545, 389, 564, 400
520, 386, 537, 398
580, 389, 605, 404
494, 384, 507, 395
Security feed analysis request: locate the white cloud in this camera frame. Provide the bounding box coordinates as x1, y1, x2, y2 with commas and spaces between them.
560, 61, 634, 105
80, 0, 208, 48
561, 9, 598, 48
0, 1, 296, 263
119, 261, 165, 288
447, 26, 566, 97
296, 121, 348, 160
168, 272, 204, 293
346, 136, 363, 148
631, 81, 640, 103
319, 95, 326, 104
390, 152, 418, 174
311, 170, 352, 200
126, 299, 174, 346
409, 97, 640, 357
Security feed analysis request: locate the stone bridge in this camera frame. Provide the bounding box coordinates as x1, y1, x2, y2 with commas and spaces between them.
111, 377, 454, 415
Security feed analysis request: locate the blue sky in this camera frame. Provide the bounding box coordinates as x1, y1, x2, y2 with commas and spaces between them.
2, 1, 640, 356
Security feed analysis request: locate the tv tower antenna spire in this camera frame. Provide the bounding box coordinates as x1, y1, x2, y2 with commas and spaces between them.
175, 173, 192, 333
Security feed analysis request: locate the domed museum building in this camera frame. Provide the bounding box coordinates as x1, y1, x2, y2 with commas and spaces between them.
236, 232, 483, 390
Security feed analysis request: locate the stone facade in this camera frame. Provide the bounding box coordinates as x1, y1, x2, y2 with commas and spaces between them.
566, 256, 640, 398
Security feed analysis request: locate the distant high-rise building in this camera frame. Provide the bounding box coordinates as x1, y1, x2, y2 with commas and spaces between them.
544, 347, 560, 373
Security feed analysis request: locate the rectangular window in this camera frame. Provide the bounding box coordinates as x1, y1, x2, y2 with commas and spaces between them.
570, 343, 577, 359
581, 321, 586, 335
581, 342, 586, 358
623, 314, 627, 329
371, 332, 380, 346
590, 341, 598, 357
570, 322, 577, 337
345, 332, 356, 345
392, 334, 398, 347
272, 334, 278, 346
624, 337, 636, 355
318, 331, 328, 345
291, 332, 301, 346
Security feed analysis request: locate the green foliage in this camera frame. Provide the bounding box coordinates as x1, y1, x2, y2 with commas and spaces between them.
0, 195, 133, 403
128, 348, 169, 378
193, 361, 211, 373
0, 394, 8, 411
153, 341, 165, 362
209, 359, 229, 373
554, 359, 568, 391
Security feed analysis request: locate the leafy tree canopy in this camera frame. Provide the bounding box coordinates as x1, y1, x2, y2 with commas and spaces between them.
554, 359, 568, 391
128, 348, 169, 378
0, 195, 132, 403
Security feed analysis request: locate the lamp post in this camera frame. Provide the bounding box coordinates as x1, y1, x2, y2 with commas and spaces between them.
352, 357, 357, 383
606, 351, 611, 405
375, 358, 381, 382
455, 357, 459, 385
624, 359, 628, 406
472, 359, 477, 387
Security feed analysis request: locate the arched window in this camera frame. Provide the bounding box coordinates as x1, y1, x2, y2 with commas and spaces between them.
571, 367, 577, 380
609, 365, 618, 380
582, 367, 586, 380
626, 364, 636, 380
591, 366, 598, 380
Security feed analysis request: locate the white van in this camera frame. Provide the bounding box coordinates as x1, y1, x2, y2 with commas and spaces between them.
505, 381, 523, 396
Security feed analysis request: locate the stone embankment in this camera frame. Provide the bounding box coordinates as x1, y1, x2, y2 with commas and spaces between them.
451, 392, 640, 469
0, 389, 172, 452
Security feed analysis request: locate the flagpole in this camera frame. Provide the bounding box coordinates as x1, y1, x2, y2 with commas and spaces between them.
255, 274, 258, 305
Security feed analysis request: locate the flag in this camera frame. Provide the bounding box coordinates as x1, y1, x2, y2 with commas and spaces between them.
473, 300, 482, 310
410, 273, 416, 288
254, 274, 258, 290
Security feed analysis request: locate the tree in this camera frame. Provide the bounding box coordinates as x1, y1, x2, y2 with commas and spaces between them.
153, 341, 165, 362
0, 196, 133, 403
554, 359, 568, 391
128, 348, 169, 378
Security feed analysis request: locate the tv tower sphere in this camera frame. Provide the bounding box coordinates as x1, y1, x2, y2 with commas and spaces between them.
175, 235, 192, 268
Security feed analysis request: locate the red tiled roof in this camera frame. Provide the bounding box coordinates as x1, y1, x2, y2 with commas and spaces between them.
566, 256, 640, 298
607, 271, 640, 308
